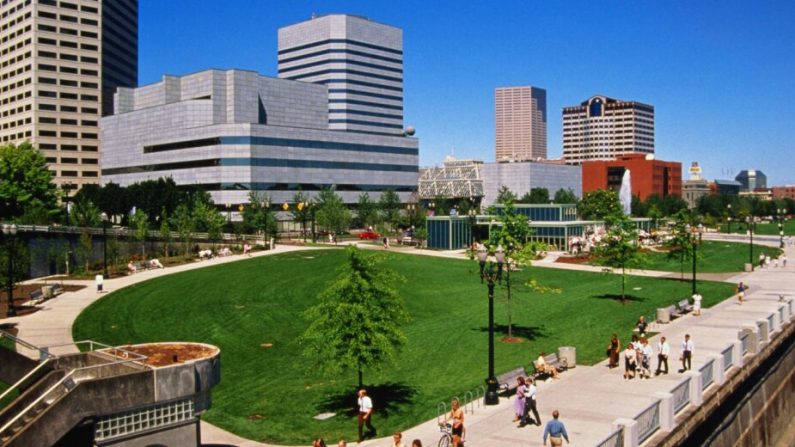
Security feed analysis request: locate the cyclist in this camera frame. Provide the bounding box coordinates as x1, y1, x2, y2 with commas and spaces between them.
447, 399, 465, 446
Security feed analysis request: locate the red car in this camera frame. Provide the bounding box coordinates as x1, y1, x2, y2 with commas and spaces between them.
358, 231, 380, 240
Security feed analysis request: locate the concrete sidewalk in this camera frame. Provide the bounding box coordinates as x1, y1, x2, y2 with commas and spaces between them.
2, 238, 793, 446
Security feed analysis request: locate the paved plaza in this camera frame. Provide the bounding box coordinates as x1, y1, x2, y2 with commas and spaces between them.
4, 235, 794, 446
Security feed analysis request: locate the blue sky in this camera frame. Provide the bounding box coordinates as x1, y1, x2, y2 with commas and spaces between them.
140, 0, 795, 185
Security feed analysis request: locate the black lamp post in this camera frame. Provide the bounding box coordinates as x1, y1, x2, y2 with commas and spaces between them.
101, 212, 108, 277
3, 223, 18, 317
310, 202, 317, 243
726, 204, 732, 233
777, 208, 786, 249
687, 224, 703, 295
298, 202, 307, 243
482, 261, 499, 405
747, 216, 754, 270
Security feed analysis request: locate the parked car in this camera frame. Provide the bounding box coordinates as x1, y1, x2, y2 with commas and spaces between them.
358, 231, 380, 240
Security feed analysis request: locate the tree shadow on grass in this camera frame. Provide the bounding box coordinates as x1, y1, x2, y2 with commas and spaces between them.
591, 294, 645, 303
475, 324, 545, 341
317, 382, 417, 417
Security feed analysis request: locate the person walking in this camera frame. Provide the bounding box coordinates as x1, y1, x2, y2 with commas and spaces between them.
514, 376, 527, 422
623, 343, 637, 380
410, 441, 423, 447
95, 273, 104, 293
391, 432, 406, 447
357, 389, 375, 442
680, 334, 694, 372
737, 282, 746, 304
542, 410, 570, 446
446, 399, 464, 447
639, 337, 653, 379
655, 336, 670, 375
692, 292, 702, 316
521, 378, 541, 427
607, 334, 621, 368
783, 254, 788, 267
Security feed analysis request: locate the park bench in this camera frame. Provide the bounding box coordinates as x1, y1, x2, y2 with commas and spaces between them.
400, 237, 419, 246
658, 305, 676, 323
51, 284, 63, 296
676, 299, 693, 315
496, 366, 527, 395
28, 288, 44, 303
533, 353, 566, 381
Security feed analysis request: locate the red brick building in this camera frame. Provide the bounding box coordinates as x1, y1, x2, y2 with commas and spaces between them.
772, 186, 795, 201
582, 153, 682, 200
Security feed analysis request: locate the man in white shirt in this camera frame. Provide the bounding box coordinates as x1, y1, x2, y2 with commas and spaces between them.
521, 378, 541, 426
357, 389, 375, 442
655, 336, 670, 375
95, 274, 103, 293
639, 338, 653, 379
681, 334, 694, 372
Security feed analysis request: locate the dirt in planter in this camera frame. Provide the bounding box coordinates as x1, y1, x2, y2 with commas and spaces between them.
118, 343, 218, 367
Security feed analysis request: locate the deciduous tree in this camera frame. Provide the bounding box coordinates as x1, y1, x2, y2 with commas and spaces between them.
301, 247, 408, 387
0, 142, 58, 221
592, 211, 646, 302
579, 190, 622, 220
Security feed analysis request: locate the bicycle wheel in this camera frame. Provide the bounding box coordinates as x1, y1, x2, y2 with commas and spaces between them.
438, 434, 451, 447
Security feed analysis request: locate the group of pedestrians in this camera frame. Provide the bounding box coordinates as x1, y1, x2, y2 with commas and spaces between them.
758, 253, 787, 269
511, 376, 571, 445
610, 333, 694, 379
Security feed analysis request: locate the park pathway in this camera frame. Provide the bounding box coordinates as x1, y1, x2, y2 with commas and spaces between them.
2, 236, 793, 446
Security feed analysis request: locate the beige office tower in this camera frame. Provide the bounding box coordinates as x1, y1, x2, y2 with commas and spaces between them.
495, 86, 547, 162
562, 95, 654, 164
0, 0, 137, 191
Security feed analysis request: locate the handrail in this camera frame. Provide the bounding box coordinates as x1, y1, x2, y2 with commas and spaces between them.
595, 426, 624, 447
44, 339, 147, 363
634, 400, 661, 444
0, 330, 58, 360
0, 358, 53, 404
0, 354, 147, 439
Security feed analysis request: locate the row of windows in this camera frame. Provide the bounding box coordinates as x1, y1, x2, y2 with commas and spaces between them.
0, 88, 30, 105
38, 130, 96, 138
38, 142, 96, 151
278, 38, 402, 57
38, 0, 98, 14
49, 156, 97, 164
143, 136, 418, 156
0, 74, 30, 93
1, 116, 31, 130
56, 169, 98, 177
39, 90, 97, 101
102, 157, 418, 176
318, 78, 402, 93
0, 0, 30, 21
39, 103, 97, 114
37, 10, 97, 27
0, 36, 31, 58
328, 108, 403, 121
328, 88, 402, 102
286, 68, 403, 84
278, 47, 402, 66
209, 182, 415, 193
278, 57, 402, 76
328, 98, 402, 111
0, 102, 30, 118
0, 23, 30, 45
38, 35, 98, 50
0, 130, 32, 142
328, 118, 403, 129
0, 49, 29, 73
38, 116, 96, 126
38, 77, 97, 89
39, 64, 98, 76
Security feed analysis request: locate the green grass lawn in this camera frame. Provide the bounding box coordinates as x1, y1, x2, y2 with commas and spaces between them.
73, 250, 735, 444
642, 241, 783, 273
719, 219, 794, 236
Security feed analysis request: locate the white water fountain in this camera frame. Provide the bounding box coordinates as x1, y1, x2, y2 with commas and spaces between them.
619, 169, 632, 215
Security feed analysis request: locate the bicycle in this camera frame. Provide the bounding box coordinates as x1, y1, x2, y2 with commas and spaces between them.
438, 422, 465, 447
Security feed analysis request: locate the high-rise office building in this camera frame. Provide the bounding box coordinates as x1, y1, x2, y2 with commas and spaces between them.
562, 95, 654, 165
495, 86, 547, 162
0, 0, 137, 190
735, 169, 767, 192
277, 14, 404, 136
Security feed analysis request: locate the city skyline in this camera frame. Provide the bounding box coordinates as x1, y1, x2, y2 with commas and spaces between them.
138, 0, 795, 185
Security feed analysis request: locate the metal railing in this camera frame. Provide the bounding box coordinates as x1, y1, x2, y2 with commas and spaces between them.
634, 400, 661, 444
722, 346, 733, 372
672, 378, 691, 413
0, 342, 148, 441
0, 357, 54, 404
0, 330, 58, 360
700, 360, 714, 391
595, 426, 624, 447
740, 333, 750, 354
